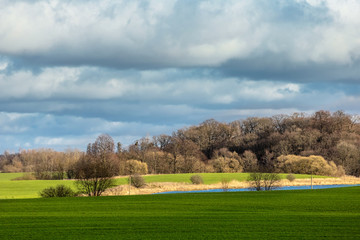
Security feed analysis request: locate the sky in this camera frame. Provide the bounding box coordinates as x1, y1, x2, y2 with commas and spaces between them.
0, 0, 360, 152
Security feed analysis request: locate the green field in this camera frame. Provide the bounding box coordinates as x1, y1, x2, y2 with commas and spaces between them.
143, 172, 327, 184
0, 172, 327, 199
0, 173, 76, 199
0, 187, 359, 239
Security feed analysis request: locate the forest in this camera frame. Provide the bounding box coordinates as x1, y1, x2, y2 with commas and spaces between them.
1, 110, 359, 178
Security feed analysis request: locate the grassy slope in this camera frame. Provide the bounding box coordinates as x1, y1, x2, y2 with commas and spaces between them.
0, 187, 359, 239
0, 172, 327, 199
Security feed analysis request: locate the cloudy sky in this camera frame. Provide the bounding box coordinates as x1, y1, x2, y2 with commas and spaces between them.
1, 0, 360, 152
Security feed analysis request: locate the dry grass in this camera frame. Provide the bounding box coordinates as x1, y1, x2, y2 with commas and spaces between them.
104, 175, 360, 196
278, 175, 360, 187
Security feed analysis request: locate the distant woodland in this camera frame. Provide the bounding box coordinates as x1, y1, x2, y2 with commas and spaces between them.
1, 110, 360, 177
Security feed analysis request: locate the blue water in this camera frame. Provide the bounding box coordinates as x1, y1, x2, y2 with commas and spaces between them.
155, 184, 360, 194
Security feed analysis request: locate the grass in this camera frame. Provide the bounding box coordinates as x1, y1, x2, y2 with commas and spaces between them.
0, 172, 328, 199
0, 187, 359, 239
142, 173, 327, 184
0, 173, 76, 199
0, 172, 24, 181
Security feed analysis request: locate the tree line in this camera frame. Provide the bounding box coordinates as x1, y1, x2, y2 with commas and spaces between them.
1, 110, 360, 178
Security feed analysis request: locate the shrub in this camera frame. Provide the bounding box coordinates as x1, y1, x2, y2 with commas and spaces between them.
54, 185, 76, 197
221, 179, 230, 192
247, 173, 262, 191
247, 172, 280, 191
39, 185, 76, 198
129, 174, 146, 188
262, 173, 281, 191
125, 160, 148, 175
276, 155, 340, 176
286, 174, 296, 182
190, 175, 203, 184
40, 186, 56, 198
66, 169, 75, 179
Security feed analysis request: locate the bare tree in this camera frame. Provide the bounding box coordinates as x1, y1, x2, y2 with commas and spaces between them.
74, 134, 119, 196
247, 172, 280, 191
247, 172, 263, 191
262, 173, 281, 191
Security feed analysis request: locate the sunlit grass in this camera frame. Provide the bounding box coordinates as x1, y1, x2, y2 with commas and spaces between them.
0, 172, 329, 199
0, 187, 359, 239
142, 172, 327, 184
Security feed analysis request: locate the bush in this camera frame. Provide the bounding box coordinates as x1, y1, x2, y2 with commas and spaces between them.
286, 174, 296, 182
125, 160, 148, 175
247, 172, 280, 191
276, 155, 340, 176
190, 175, 203, 184
129, 174, 146, 188
221, 179, 230, 192
39, 185, 76, 198
247, 173, 262, 191
262, 173, 281, 191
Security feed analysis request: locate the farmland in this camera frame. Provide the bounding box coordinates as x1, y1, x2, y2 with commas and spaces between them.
142, 172, 328, 184
0, 172, 328, 199
0, 187, 359, 239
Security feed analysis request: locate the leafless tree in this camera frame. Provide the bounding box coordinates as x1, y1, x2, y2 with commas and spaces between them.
74, 134, 119, 196
247, 172, 280, 191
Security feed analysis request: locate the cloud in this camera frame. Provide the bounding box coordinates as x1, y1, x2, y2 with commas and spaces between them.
0, 0, 360, 72
0, 0, 360, 152
0, 111, 185, 151
0, 64, 359, 121
0, 66, 305, 122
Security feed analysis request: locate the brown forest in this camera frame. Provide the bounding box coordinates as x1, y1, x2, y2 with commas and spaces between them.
1, 110, 360, 177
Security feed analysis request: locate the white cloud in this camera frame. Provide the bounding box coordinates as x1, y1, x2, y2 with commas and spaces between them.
0, 61, 8, 71
0, 66, 302, 104
1, 0, 360, 67
0, 111, 187, 151
0, 0, 359, 153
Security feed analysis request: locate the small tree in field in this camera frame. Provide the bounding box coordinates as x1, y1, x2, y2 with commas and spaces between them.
286, 174, 296, 182
247, 172, 263, 191
129, 174, 146, 188
247, 172, 280, 191
190, 175, 203, 184
221, 179, 230, 192
74, 134, 119, 196
262, 173, 281, 191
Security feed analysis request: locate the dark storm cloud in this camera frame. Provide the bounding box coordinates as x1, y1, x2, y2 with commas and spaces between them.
220, 55, 360, 83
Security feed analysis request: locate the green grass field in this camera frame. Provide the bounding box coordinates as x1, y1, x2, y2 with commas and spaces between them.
0, 187, 359, 239
0, 173, 76, 199
142, 172, 327, 184
0, 172, 328, 199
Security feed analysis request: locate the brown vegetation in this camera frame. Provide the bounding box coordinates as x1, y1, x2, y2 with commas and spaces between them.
74, 134, 119, 196
1, 110, 360, 177
276, 155, 344, 177
103, 176, 360, 196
